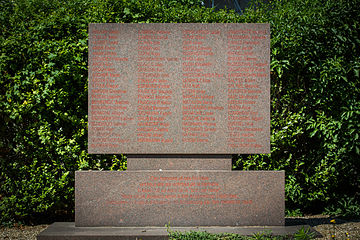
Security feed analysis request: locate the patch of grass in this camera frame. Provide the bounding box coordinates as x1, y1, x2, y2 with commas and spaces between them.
167, 226, 315, 240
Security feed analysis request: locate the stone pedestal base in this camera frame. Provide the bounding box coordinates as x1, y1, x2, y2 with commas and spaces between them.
37, 156, 289, 239
75, 170, 285, 227
37, 222, 321, 240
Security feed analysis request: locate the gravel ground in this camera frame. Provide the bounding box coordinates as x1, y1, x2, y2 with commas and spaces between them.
0, 225, 47, 240
0, 216, 359, 239
287, 215, 360, 239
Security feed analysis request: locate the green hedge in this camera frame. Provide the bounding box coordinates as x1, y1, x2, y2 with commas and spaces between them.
0, 0, 359, 225
235, 0, 360, 216
0, 0, 240, 225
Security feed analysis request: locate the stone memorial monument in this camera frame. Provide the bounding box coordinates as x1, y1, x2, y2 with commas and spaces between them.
39, 23, 314, 239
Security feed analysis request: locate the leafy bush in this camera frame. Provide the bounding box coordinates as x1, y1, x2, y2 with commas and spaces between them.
235, 0, 360, 216
0, 0, 241, 225
1, 0, 359, 225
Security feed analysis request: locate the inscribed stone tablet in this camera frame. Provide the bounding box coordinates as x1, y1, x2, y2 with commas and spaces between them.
75, 171, 284, 226
88, 23, 270, 154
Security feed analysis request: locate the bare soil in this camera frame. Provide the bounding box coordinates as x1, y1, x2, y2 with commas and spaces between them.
0, 216, 359, 239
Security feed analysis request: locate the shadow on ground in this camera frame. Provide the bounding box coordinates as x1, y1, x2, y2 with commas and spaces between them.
286, 216, 360, 227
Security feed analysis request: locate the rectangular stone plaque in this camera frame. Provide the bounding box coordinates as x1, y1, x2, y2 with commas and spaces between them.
75, 171, 284, 227
88, 23, 270, 154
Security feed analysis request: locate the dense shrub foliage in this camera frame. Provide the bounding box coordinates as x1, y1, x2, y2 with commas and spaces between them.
0, 0, 359, 225
235, 0, 360, 216
0, 0, 239, 225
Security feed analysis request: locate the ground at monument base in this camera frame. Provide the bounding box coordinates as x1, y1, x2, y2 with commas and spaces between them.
37, 222, 321, 239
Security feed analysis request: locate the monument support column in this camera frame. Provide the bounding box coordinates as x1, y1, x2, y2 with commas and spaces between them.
127, 154, 232, 171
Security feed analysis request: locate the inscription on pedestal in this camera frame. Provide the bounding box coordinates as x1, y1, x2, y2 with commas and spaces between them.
88, 23, 270, 154
76, 171, 284, 227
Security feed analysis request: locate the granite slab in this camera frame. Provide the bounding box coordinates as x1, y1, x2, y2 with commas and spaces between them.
75, 170, 284, 227
37, 222, 321, 240
88, 23, 270, 154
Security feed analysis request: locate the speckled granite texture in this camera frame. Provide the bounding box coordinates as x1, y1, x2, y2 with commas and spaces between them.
88, 23, 270, 154
37, 222, 321, 240
127, 154, 232, 170
75, 170, 284, 227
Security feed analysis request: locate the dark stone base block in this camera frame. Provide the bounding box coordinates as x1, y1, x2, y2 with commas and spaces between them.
76, 171, 284, 226
37, 222, 321, 240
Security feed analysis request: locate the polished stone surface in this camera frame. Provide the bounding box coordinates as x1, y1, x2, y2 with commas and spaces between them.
127, 154, 232, 170
37, 222, 321, 240
88, 23, 270, 154
75, 170, 284, 227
